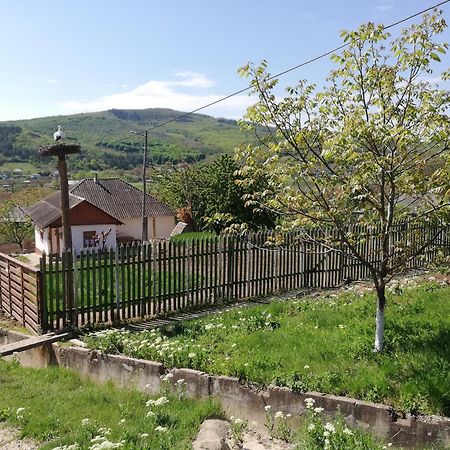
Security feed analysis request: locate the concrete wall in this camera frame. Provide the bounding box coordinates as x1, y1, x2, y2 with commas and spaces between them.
1, 329, 448, 448
50, 345, 450, 448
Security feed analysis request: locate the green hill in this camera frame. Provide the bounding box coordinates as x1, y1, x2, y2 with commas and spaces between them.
0, 108, 253, 173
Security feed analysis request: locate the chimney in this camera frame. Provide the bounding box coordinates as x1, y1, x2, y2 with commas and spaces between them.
94, 172, 98, 183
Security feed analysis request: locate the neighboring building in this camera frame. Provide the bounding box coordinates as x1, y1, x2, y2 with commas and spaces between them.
24, 178, 176, 254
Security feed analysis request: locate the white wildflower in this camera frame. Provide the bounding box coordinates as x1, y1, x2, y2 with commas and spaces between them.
324, 422, 336, 433
89, 441, 125, 450
343, 427, 353, 435
307, 423, 315, 431
274, 411, 284, 419
188, 353, 196, 358
155, 425, 167, 432
140, 433, 149, 438
304, 365, 310, 369
305, 398, 315, 408
313, 407, 324, 413
176, 378, 185, 385
146, 396, 168, 407
81, 418, 90, 426
160, 373, 174, 382
264, 405, 271, 412
119, 418, 125, 424
146, 411, 156, 417
323, 430, 330, 437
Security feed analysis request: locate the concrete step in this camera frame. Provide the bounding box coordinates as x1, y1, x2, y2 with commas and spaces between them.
0, 332, 70, 357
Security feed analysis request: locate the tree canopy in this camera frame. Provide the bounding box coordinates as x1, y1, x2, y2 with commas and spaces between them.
151, 155, 275, 232
236, 11, 450, 351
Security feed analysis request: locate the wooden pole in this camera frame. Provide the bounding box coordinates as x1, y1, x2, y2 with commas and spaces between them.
142, 131, 148, 241
40, 143, 80, 328
57, 154, 75, 326
57, 154, 72, 251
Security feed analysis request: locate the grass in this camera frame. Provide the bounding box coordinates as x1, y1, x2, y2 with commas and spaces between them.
170, 231, 216, 241
84, 278, 450, 417
43, 262, 201, 314
0, 361, 222, 449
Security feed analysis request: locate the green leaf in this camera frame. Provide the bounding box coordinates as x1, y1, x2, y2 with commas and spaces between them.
430, 53, 441, 62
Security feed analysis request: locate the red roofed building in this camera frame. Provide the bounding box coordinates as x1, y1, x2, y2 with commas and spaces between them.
24, 178, 176, 254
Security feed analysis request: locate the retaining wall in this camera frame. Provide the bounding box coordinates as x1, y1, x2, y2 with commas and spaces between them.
1, 329, 449, 448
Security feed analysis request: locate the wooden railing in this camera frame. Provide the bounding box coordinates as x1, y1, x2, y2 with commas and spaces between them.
0, 252, 43, 333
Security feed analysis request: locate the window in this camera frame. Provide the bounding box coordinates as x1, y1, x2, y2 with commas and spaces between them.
83, 230, 97, 247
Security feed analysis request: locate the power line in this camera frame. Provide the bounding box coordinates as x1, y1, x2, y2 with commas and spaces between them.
139, 0, 450, 133
105, 1, 449, 151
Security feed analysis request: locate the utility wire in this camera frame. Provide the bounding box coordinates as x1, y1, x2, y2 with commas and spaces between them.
138, 0, 450, 133
107, 0, 450, 150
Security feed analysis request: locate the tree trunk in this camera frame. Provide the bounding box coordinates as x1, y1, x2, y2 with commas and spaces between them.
374, 284, 386, 352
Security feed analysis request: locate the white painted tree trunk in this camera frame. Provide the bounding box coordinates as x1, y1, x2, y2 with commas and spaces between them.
374, 305, 384, 352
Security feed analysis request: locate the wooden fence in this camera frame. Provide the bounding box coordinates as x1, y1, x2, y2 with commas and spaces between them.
36, 221, 450, 332
0, 252, 43, 333
1, 223, 448, 333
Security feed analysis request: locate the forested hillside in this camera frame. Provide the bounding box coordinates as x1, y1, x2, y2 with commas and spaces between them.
0, 108, 252, 172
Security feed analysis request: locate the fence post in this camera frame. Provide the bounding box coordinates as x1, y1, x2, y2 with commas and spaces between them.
72, 250, 79, 328
115, 248, 121, 320
38, 255, 47, 333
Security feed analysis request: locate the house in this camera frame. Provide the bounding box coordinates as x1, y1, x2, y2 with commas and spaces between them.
24, 177, 176, 254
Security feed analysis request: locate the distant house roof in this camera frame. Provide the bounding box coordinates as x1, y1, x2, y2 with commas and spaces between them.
70, 178, 175, 219
25, 192, 84, 228
24, 178, 175, 228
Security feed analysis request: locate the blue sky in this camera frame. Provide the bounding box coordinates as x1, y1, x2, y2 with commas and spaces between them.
0, 0, 449, 121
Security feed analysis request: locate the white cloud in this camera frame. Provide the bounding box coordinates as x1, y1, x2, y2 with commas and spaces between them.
372, 4, 393, 12
297, 12, 316, 22
47, 79, 60, 84
60, 72, 255, 119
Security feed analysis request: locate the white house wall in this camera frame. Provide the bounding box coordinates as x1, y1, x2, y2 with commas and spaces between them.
34, 227, 49, 254
117, 216, 176, 241
71, 224, 117, 254
154, 216, 176, 238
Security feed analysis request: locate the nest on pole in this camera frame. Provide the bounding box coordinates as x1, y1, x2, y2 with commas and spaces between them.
39, 143, 81, 157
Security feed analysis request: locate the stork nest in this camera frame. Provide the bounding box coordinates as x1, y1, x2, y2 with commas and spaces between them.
39, 143, 81, 157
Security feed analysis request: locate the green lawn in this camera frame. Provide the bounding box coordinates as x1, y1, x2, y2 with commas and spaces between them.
170, 231, 216, 241
84, 278, 450, 417
0, 361, 222, 450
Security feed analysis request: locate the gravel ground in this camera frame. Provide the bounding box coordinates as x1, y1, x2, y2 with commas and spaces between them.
0, 426, 38, 450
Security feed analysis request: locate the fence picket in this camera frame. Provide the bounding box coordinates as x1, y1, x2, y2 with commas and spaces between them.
22, 222, 448, 332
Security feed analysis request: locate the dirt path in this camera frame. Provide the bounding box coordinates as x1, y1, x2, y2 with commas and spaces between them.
0, 425, 38, 450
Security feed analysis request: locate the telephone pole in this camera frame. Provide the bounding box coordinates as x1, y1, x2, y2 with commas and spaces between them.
130, 130, 148, 241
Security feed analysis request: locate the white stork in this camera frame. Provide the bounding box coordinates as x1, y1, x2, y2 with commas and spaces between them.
53, 125, 65, 142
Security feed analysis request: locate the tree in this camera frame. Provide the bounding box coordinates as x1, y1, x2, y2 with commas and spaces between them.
151, 155, 275, 232
0, 186, 53, 252
236, 11, 450, 352
0, 201, 33, 252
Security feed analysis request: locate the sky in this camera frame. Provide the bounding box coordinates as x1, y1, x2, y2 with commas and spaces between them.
0, 0, 449, 121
